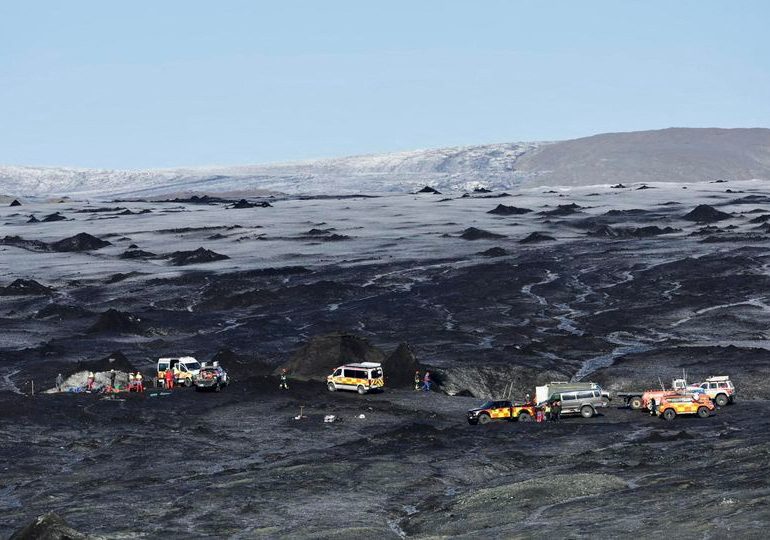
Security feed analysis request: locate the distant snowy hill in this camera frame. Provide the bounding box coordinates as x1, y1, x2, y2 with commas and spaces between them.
2, 128, 769, 197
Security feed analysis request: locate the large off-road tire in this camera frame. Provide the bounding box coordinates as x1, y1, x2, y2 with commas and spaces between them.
357, 385, 366, 395
580, 405, 594, 418
327, 382, 336, 392
697, 406, 710, 418
477, 413, 491, 425
184, 378, 192, 387
715, 393, 728, 407
518, 411, 532, 422
630, 396, 643, 410
662, 408, 676, 421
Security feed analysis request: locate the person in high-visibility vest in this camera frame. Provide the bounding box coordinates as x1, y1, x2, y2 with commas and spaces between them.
279, 369, 289, 390
544, 401, 552, 422
414, 371, 421, 391
136, 371, 144, 392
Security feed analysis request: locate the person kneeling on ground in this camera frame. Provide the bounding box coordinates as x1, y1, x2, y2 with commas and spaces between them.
422, 371, 432, 392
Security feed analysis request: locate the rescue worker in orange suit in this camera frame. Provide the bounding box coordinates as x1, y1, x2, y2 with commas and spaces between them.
164, 368, 174, 390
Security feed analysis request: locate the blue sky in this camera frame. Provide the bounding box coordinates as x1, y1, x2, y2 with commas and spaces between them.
1, 0, 768, 169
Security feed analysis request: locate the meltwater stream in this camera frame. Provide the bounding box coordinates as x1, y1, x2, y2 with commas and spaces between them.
571, 333, 654, 382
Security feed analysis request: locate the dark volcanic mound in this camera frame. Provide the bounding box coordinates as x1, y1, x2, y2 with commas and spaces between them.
683, 204, 731, 223
0, 279, 53, 296
279, 332, 385, 379
41, 212, 67, 222
10, 512, 88, 540
232, 199, 255, 209
306, 228, 336, 236
383, 343, 421, 388
588, 225, 679, 238
611, 184, 626, 189
9, 199, 22, 207
520, 232, 555, 243
478, 247, 508, 257
473, 187, 492, 193
539, 203, 582, 216
26, 215, 39, 223
487, 204, 532, 215
168, 247, 229, 266
460, 227, 505, 240
87, 309, 145, 334
232, 200, 271, 208
120, 248, 156, 259
417, 186, 441, 194
0, 235, 49, 251
748, 214, 770, 223
75, 351, 137, 374
166, 194, 229, 204
75, 206, 125, 213
50, 232, 111, 252
701, 234, 769, 243
603, 208, 649, 217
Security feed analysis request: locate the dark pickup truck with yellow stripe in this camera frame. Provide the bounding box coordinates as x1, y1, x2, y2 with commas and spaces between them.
467, 400, 537, 425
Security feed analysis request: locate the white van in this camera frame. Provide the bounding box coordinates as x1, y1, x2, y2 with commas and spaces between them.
157, 356, 202, 387
327, 362, 385, 394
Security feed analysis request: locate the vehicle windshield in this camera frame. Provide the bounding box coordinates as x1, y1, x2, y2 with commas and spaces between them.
479, 401, 495, 409
185, 361, 201, 371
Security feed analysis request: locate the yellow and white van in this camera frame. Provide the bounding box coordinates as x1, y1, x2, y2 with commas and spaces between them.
157, 356, 202, 387
327, 362, 384, 394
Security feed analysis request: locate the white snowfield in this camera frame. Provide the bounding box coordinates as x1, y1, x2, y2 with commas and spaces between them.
2, 127, 769, 198
0, 142, 542, 198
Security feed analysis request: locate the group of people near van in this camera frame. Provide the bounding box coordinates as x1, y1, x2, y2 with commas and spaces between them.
57, 369, 145, 393
536, 399, 562, 422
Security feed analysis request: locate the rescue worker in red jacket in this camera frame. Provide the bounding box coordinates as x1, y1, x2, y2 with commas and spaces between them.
164, 367, 174, 390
